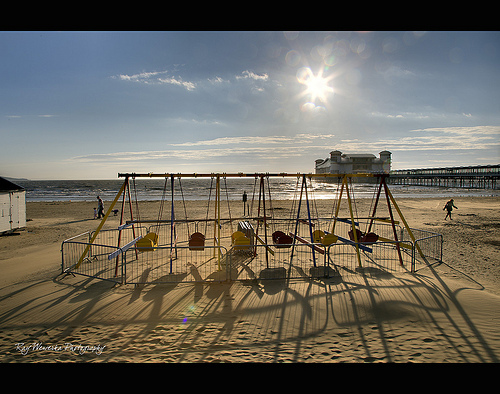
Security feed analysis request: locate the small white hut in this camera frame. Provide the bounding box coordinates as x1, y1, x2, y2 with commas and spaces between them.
0, 177, 26, 234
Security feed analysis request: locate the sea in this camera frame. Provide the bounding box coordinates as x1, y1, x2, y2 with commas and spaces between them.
14, 178, 500, 202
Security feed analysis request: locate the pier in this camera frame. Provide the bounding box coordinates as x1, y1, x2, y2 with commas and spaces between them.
388, 165, 500, 189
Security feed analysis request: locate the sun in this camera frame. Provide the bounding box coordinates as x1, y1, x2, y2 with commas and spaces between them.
305, 74, 334, 103
297, 67, 334, 104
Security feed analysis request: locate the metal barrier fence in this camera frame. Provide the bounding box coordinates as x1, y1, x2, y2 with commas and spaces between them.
90, 225, 149, 249
61, 239, 415, 284
61, 231, 90, 274
401, 227, 443, 269
61, 220, 443, 284
124, 245, 229, 284
61, 232, 124, 283
227, 242, 331, 281
123, 242, 336, 284
327, 241, 414, 275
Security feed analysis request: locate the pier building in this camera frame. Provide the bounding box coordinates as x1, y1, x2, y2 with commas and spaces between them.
315, 150, 392, 175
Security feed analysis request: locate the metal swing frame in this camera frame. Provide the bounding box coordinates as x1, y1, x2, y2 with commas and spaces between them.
64, 172, 438, 284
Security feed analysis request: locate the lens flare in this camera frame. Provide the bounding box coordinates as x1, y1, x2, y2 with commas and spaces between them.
180, 304, 196, 326
296, 66, 334, 104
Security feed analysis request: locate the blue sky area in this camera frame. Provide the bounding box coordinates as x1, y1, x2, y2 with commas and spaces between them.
1, 31, 499, 179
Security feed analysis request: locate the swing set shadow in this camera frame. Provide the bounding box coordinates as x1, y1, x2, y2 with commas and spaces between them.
60, 172, 443, 285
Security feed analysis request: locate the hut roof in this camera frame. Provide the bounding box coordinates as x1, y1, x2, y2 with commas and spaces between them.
0, 177, 25, 192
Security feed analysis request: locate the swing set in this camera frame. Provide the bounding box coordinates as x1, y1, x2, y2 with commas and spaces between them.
68, 172, 428, 284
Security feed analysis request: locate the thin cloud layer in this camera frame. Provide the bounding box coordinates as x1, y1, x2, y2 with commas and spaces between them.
70, 127, 499, 169
114, 69, 270, 93
115, 70, 196, 91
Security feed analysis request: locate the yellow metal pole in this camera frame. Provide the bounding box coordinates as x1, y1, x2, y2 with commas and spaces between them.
385, 187, 426, 260
212, 175, 217, 258
331, 176, 345, 234
216, 175, 221, 271
75, 179, 127, 270
345, 175, 362, 267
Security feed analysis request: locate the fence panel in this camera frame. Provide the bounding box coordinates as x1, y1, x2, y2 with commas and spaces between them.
326, 240, 414, 275
61, 231, 90, 274
400, 227, 443, 268
123, 245, 229, 284
415, 234, 443, 261
61, 240, 124, 283
226, 242, 330, 281
91, 225, 149, 248
61, 220, 442, 284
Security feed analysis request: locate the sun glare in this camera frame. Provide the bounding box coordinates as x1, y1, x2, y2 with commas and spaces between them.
297, 67, 334, 104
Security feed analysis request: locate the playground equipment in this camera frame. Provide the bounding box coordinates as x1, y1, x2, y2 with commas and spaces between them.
63, 172, 439, 285
189, 232, 205, 250
136, 232, 158, 250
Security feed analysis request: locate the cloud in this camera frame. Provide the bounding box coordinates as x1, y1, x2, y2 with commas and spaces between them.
304, 126, 500, 155
5, 114, 58, 119
173, 136, 292, 147
413, 125, 500, 136
369, 111, 429, 119
70, 146, 307, 165
114, 70, 196, 91
236, 70, 269, 81
358, 126, 499, 152
69, 133, 337, 165
157, 77, 196, 91
68, 127, 499, 171
114, 69, 271, 93
116, 70, 167, 83
208, 76, 228, 84
171, 133, 335, 147
383, 65, 416, 79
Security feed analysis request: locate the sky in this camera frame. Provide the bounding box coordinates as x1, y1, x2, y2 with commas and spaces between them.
1, 30, 499, 180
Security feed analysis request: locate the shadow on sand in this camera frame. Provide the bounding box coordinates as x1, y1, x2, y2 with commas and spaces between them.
0, 256, 498, 363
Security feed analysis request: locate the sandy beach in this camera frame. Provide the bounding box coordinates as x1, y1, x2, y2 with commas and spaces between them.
1, 196, 499, 363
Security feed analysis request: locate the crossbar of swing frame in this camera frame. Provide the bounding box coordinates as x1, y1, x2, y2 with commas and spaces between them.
117, 172, 386, 178
123, 216, 396, 225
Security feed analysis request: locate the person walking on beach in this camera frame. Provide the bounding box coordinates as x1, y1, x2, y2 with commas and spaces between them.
242, 191, 248, 216
443, 198, 458, 220
97, 196, 105, 219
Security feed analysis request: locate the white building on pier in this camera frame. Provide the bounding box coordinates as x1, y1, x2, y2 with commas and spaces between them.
315, 150, 391, 175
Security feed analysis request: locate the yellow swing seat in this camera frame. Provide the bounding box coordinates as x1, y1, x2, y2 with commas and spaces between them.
232, 231, 251, 250
136, 232, 158, 251
322, 233, 338, 246
312, 230, 338, 246
312, 230, 325, 243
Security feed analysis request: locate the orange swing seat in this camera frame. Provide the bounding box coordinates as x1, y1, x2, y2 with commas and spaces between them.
189, 232, 206, 250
